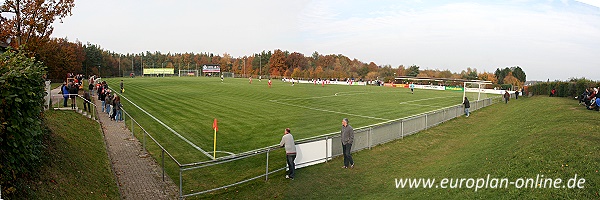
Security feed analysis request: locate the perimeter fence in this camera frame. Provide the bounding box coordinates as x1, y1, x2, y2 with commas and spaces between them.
109, 91, 505, 199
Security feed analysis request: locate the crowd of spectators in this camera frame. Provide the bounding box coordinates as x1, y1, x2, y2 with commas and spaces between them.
578, 87, 600, 111
97, 81, 123, 122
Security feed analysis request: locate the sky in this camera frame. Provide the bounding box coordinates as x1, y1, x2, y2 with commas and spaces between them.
48, 0, 600, 81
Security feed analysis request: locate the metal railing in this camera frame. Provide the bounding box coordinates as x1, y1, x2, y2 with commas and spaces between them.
115, 94, 505, 199
50, 93, 97, 120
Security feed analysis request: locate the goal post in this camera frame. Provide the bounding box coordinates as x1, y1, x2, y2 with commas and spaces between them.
178, 69, 199, 77
463, 81, 492, 101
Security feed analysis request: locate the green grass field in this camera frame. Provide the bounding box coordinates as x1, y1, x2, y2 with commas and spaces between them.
104, 77, 487, 164
201, 96, 599, 199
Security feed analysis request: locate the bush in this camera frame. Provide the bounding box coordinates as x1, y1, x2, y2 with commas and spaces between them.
0, 49, 47, 198
529, 78, 599, 97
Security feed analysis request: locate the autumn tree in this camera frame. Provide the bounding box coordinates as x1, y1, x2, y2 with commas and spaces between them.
406, 65, 420, 77
503, 72, 521, 87
268, 50, 286, 77
36, 38, 85, 80
461, 67, 478, 80
1, 0, 75, 52
396, 65, 406, 76
478, 72, 498, 84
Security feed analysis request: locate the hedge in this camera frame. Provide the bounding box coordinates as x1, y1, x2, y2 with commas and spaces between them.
0, 49, 48, 198
528, 79, 600, 97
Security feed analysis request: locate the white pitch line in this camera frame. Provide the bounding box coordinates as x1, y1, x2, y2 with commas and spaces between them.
215, 151, 236, 156
276, 91, 374, 101
270, 100, 391, 121
117, 90, 214, 159
401, 103, 445, 108
399, 96, 459, 104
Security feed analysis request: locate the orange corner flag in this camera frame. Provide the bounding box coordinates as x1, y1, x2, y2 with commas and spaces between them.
213, 118, 218, 159
213, 118, 218, 131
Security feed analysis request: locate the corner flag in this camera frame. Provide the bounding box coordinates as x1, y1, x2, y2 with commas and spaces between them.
213, 118, 218, 131
213, 119, 218, 159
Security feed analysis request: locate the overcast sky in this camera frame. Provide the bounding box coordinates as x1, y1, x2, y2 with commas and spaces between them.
50, 0, 600, 81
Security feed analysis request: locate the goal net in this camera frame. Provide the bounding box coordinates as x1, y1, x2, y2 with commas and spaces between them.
463, 81, 493, 101
179, 70, 199, 77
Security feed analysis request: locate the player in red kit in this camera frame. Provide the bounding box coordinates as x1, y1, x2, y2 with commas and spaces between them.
268, 79, 272, 88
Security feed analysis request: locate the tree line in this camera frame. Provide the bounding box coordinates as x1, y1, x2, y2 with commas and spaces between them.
1, 0, 527, 87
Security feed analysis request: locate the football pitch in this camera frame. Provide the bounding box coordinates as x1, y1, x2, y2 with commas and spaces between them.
105, 77, 488, 164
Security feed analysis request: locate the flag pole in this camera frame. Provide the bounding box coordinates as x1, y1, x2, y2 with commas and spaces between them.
213, 128, 216, 160
213, 118, 218, 160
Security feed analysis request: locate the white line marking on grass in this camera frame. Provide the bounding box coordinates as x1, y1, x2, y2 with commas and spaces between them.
117, 91, 215, 159
276, 91, 374, 101
270, 91, 400, 121
215, 151, 236, 156
399, 96, 459, 105
401, 103, 445, 108
269, 100, 391, 121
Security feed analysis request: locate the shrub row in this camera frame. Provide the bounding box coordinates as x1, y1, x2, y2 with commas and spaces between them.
0, 49, 48, 198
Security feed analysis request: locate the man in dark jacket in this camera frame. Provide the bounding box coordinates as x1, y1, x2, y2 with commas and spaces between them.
463, 97, 470, 117
341, 118, 354, 169
68, 82, 79, 109
83, 90, 91, 112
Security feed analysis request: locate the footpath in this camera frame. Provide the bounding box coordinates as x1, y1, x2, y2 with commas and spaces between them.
92, 96, 178, 199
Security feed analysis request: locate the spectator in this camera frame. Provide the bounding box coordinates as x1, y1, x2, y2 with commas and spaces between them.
504, 91, 510, 104
341, 118, 355, 169
114, 96, 122, 122
106, 90, 113, 116
68, 82, 79, 109
83, 90, 91, 112
463, 97, 470, 117
100, 85, 106, 113
278, 128, 296, 180
579, 88, 590, 105
515, 90, 520, 99
61, 82, 69, 107
550, 88, 556, 97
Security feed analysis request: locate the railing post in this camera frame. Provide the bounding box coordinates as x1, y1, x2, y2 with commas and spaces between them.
131, 118, 135, 138
425, 113, 428, 129
325, 136, 328, 163
162, 149, 165, 181
143, 130, 146, 151
265, 149, 269, 181
179, 168, 183, 199
368, 127, 372, 149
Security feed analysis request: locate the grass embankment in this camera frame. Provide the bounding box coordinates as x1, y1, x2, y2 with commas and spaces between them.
30, 110, 120, 199
201, 96, 599, 199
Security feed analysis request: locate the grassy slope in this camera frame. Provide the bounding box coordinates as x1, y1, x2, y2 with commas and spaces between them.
32, 110, 120, 199
201, 96, 599, 199
104, 77, 487, 163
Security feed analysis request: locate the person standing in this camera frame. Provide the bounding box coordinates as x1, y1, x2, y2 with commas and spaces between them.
279, 128, 296, 180
61, 82, 69, 107
409, 83, 415, 94
221, 74, 224, 83
504, 91, 510, 104
83, 90, 91, 112
120, 80, 124, 93
249, 76, 252, 84
114, 95, 122, 122
463, 97, 470, 117
268, 78, 272, 88
68, 82, 79, 109
341, 118, 354, 169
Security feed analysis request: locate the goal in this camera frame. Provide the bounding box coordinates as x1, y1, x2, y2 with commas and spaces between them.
463, 81, 493, 101
178, 69, 199, 77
